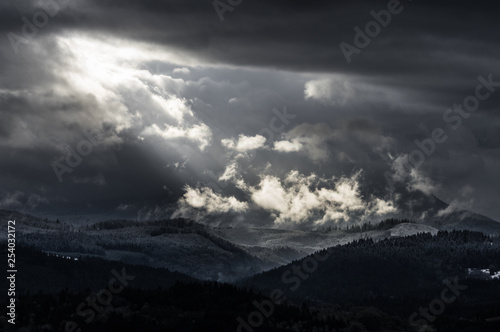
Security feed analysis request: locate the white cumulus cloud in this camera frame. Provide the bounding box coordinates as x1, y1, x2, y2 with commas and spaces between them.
221, 134, 267, 152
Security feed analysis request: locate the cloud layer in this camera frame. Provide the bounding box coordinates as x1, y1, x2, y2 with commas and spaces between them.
1, 0, 499, 224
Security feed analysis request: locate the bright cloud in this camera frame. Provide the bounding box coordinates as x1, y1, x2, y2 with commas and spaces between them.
221, 134, 267, 152
304, 77, 355, 106
273, 140, 302, 153
176, 168, 397, 226
273, 123, 334, 162
390, 154, 439, 195
142, 123, 212, 150
304, 76, 408, 108
174, 186, 249, 220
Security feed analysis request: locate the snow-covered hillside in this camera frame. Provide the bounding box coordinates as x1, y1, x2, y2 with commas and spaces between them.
212, 227, 389, 264
390, 223, 439, 237
3, 208, 498, 282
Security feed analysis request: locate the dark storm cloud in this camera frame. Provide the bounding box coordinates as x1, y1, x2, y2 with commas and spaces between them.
2, 0, 499, 73
77, 0, 500, 77
1, 0, 500, 223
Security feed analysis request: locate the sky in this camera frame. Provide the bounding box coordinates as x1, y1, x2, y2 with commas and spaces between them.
1, 0, 500, 227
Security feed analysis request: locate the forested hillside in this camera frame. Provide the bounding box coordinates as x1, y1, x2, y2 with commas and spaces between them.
244, 231, 500, 330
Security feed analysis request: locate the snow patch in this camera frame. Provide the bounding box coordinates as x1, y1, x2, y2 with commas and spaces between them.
390, 223, 439, 237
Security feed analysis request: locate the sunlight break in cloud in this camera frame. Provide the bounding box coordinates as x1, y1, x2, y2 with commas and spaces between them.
53, 33, 212, 151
